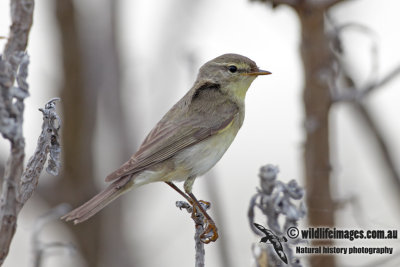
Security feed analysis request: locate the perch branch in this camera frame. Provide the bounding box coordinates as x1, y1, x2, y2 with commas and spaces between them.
176, 200, 211, 267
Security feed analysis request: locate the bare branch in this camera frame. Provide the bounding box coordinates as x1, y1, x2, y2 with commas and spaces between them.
0, 5, 61, 264
327, 18, 400, 103
334, 22, 380, 87
362, 64, 400, 96
0, 143, 23, 265
353, 102, 400, 194
0, 52, 30, 265
19, 98, 61, 209
249, 164, 306, 266
331, 64, 400, 103
0, 1, 35, 264
3, 0, 34, 60
0, 26, 61, 265
176, 201, 211, 267
0, 98, 61, 265
325, 16, 400, 194
330, 53, 400, 199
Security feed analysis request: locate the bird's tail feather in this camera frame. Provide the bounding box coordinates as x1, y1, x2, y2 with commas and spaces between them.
61, 176, 133, 224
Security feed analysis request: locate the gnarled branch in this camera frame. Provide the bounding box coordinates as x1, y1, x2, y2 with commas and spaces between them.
176, 200, 211, 267
0, 98, 62, 265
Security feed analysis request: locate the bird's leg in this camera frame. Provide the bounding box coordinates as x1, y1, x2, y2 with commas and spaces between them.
184, 176, 218, 243
166, 181, 199, 217
165, 181, 193, 203
187, 192, 219, 243
165, 181, 219, 243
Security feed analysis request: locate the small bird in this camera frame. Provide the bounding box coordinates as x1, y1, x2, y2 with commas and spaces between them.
254, 223, 288, 264
62, 54, 271, 243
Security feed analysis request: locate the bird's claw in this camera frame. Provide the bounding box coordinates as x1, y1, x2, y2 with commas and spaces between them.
190, 200, 218, 243
198, 200, 210, 209
200, 222, 219, 243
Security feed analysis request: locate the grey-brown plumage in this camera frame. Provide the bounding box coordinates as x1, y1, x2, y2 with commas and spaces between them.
62, 54, 270, 224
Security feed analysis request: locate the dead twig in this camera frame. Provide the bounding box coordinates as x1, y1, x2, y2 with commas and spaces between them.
0, 0, 35, 264
176, 200, 211, 267
327, 17, 400, 197
0, 3, 62, 265
0, 97, 62, 265
331, 64, 400, 103
248, 164, 306, 266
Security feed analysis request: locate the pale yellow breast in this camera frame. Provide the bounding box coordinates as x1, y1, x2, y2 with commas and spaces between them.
173, 119, 240, 179
132, 112, 244, 186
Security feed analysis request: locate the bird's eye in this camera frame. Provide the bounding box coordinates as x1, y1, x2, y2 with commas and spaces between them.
228, 65, 237, 73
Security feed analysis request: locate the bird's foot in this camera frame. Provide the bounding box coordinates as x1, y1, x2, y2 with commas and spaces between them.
200, 221, 219, 243
166, 182, 219, 243
198, 199, 210, 207
191, 200, 218, 243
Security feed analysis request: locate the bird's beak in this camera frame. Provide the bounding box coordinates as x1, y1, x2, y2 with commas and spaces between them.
243, 69, 272, 76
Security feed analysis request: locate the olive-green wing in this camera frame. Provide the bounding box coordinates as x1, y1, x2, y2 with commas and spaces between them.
105, 103, 238, 182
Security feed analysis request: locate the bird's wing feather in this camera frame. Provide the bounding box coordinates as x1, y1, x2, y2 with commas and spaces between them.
106, 87, 239, 182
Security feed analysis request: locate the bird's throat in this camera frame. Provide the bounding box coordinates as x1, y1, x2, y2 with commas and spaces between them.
229, 78, 256, 102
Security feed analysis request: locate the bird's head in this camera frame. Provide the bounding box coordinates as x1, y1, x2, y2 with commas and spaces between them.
197, 53, 271, 102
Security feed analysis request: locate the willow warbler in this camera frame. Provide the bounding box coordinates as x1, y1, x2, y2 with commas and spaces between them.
62, 53, 271, 243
